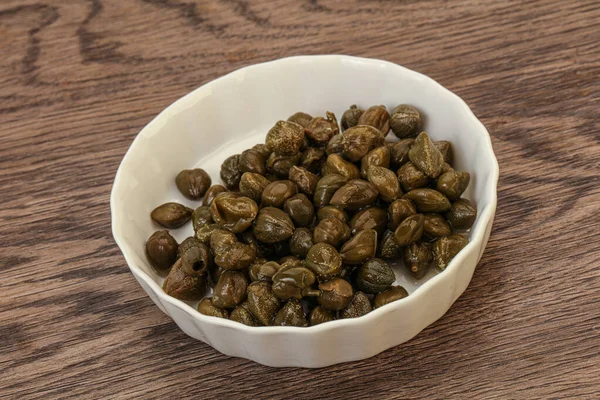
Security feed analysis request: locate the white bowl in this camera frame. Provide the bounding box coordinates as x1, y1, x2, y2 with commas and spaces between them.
111, 55, 498, 368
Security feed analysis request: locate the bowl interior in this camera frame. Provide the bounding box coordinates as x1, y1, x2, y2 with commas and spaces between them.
112, 56, 496, 311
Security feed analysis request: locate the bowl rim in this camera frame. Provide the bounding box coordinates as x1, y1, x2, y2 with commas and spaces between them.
111, 54, 499, 335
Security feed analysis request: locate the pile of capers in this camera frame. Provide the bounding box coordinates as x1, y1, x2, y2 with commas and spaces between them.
146, 104, 477, 327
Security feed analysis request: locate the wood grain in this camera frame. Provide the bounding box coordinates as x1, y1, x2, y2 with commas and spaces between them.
1, 0, 599, 398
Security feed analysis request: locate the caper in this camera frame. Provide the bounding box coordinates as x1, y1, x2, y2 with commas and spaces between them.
289, 227, 314, 258
422, 213, 452, 240
239, 172, 270, 203
305, 243, 343, 280
313, 174, 349, 209
388, 198, 417, 230
366, 165, 402, 203
340, 229, 377, 265
151, 202, 193, 229
300, 147, 327, 174
212, 270, 248, 308
249, 261, 281, 282
253, 207, 295, 243
162, 246, 210, 301
272, 265, 317, 300
175, 168, 211, 200
397, 162, 430, 192
210, 193, 258, 233
330, 179, 379, 211
403, 188, 451, 213
313, 217, 351, 248
355, 258, 396, 294
341, 105, 364, 131
349, 206, 388, 236
373, 286, 409, 308
239, 148, 266, 176
361, 146, 391, 179
317, 205, 348, 223
145, 230, 178, 276
441, 162, 454, 175
287, 111, 313, 128
230, 302, 260, 326
284, 193, 315, 227
434, 140, 453, 164
341, 125, 385, 162
203, 185, 228, 206
266, 120, 306, 156
318, 278, 353, 311
322, 154, 360, 180
326, 134, 344, 155
408, 132, 445, 178
279, 255, 303, 269
404, 242, 432, 279
378, 230, 402, 259
445, 198, 477, 229
192, 205, 213, 231
289, 166, 319, 198
309, 306, 335, 326
252, 143, 272, 158
209, 228, 238, 253
393, 214, 424, 246
178, 236, 203, 257
266, 152, 302, 178
390, 104, 421, 138
195, 223, 220, 245
433, 234, 469, 270
198, 298, 229, 319
247, 281, 281, 326
340, 291, 372, 319
273, 299, 308, 327
261, 180, 298, 208
387, 139, 415, 168
214, 242, 256, 270
436, 170, 470, 201
357, 105, 390, 135
220, 154, 242, 190
306, 112, 339, 145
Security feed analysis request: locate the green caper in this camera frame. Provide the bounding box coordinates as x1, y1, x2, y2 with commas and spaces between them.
214, 242, 256, 270
283, 193, 315, 227
355, 258, 396, 294
287, 111, 313, 128
151, 202, 193, 229
341, 125, 385, 162
300, 147, 327, 174
397, 162, 430, 192
266, 152, 302, 178
436, 170, 470, 201
198, 298, 229, 319
341, 105, 364, 131
162, 246, 210, 301
212, 270, 248, 308
361, 146, 391, 179
305, 243, 343, 280
272, 265, 317, 300
306, 112, 339, 145
322, 154, 360, 180
192, 205, 213, 231
408, 131, 445, 178
202, 185, 228, 206
403, 188, 451, 213
261, 180, 298, 208
309, 306, 335, 326
253, 207, 295, 243
404, 242, 432, 279
340, 291, 372, 319
273, 299, 308, 327
313, 217, 351, 248
249, 261, 281, 282
378, 230, 402, 259
446, 198, 477, 229
195, 223, 220, 245
388, 198, 417, 230
387, 139, 415, 168
289, 166, 319, 198
239, 148, 266, 176
318, 278, 353, 311
366, 165, 402, 203
349, 206, 388, 236
330, 179, 379, 211
317, 205, 348, 223
423, 213, 452, 240
220, 154, 241, 190
357, 105, 390, 135
313, 174, 349, 209
175, 168, 211, 200
266, 120, 306, 156
289, 227, 314, 258
230, 302, 260, 326
393, 214, 424, 246
432, 234, 469, 270
210, 193, 258, 233
326, 134, 344, 155
340, 229, 377, 265
247, 281, 281, 326
390, 104, 421, 138
239, 172, 270, 203
434, 140, 453, 164
145, 230, 178, 276
373, 286, 409, 308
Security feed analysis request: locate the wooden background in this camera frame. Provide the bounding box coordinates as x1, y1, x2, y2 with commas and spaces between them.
1, 0, 599, 398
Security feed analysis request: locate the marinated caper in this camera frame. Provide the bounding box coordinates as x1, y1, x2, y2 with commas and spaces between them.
317, 205, 348, 223
436, 170, 470, 201
357, 105, 390, 135
349, 206, 388, 236
366, 165, 402, 203
393, 214, 424, 246
252, 143, 272, 158
330, 179, 379, 211
287, 111, 313, 128
361, 146, 391, 179
146, 230, 178, 275
247, 281, 281, 325
313, 217, 351, 248
408, 132, 445, 178
309, 306, 335, 326
162, 246, 210, 301
220, 154, 242, 190
210, 193, 258, 233
373, 286, 408, 308
198, 298, 229, 319
212, 270, 248, 308
388, 198, 417, 230
284, 193, 315, 227
289, 228, 314, 258
326, 134, 344, 155
272, 265, 317, 300
289, 166, 319, 198
340, 291, 372, 319
192, 205, 213, 231
175, 168, 211, 200
355, 258, 395, 294
434, 140, 453, 164
253, 207, 295, 243
214, 242, 256, 270
404, 188, 451, 213
378, 230, 402, 259
404, 242, 432, 279
178, 236, 204, 257
266, 120, 306, 156
387, 139, 415, 168
340, 229, 377, 265
390, 104, 421, 138
266, 152, 302, 178
432, 234, 469, 270
341, 105, 364, 131
239, 172, 270, 203
397, 162, 430, 192
273, 299, 308, 327
239, 149, 266, 176
209, 228, 238, 253
195, 223, 220, 245
446, 198, 477, 229
261, 180, 298, 208
322, 154, 360, 180
203, 185, 228, 206
230, 302, 260, 326
300, 147, 327, 174
305, 243, 343, 280
313, 174, 349, 209
249, 261, 281, 282
306, 112, 339, 145
422, 213, 452, 240
151, 202, 193, 229
341, 125, 385, 162
318, 278, 353, 311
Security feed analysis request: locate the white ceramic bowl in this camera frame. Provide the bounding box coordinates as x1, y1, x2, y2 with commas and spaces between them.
111, 55, 498, 368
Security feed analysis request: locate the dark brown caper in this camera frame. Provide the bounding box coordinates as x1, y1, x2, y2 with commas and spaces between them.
249, 261, 281, 282
330, 179, 379, 211
341, 105, 364, 131
287, 111, 313, 128
266, 152, 302, 179
313, 217, 351, 248
366, 166, 402, 203
305, 243, 343, 280
162, 246, 210, 301
279, 255, 303, 269
239, 172, 270, 203
378, 230, 402, 259
387, 139, 415, 168
388, 198, 417, 230
195, 223, 220, 245
318, 278, 354, 311
198, 298, 229, 319
306, 112, 339, 145
408, 132, 445, 178
326, 134, 344, 155
404, 242, 432, 279
340, 291, 372, 319
341, 125, 385, 162
317, 205, 348, 223
441, 162, 454, 175
283, 194, 315, 228
373, 286, 409, 309
309, 306, 335, 326
289, 228, 314, 258
272, 265, 317, 300
397, 162, 430, 192
322, 154, 360, 180
313, 174, 349, 209
361, 146, 391, 179
220, 154, 242, 190
349, 206, 388, 236
230, 302, 259, 326
210, 193, 258, 233
253, 207, 295, 244
436, 170, 470, 201
393, 214, 424, 246
212, 270, 248, 308
357, 105, 390, 135
178, 236, 203, 257
151, 202, 193, 229
239, 148, 266, 175
446, 198, 477, 229
214, 242, 256, 270
247, 281, 281, 326
300, 147, 327, 174
175, 168, 211, 200
340, 229, 377, 265
355, 258, 395, 294
433, 234, 469, 270
273, 299, 308, 327
289, 166, 319, 198
390, 104, 421, 139
146, 230, 178, 276
423, 213, 452, 240
261, 180, 298, 208
192, 205, 213, 231
404, 188, 451, 213
434, 140, 453, 164
266, 120, 306, 156
209, 228, 238, 253
252, 143, 272, 158
202, 185, 228, 206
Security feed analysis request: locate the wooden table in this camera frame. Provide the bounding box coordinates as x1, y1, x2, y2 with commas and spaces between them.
2, 1, 599, 398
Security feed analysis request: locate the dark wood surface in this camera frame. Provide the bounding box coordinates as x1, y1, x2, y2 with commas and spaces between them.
1, 0, 599, 398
